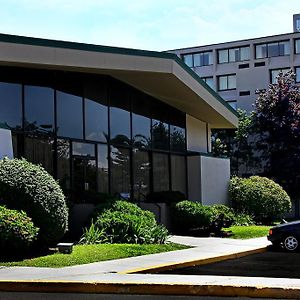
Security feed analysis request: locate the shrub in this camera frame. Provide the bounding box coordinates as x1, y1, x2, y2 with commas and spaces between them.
0, 205, 39, 256
210, 204, 235, 233
79, 222, 107, 245
229, 176, 291, 223
145, 191, 186, 205
95, 201, 169, 244
0, 158, 68, 244
232, 212, 255, 226
172, 200, 213, 233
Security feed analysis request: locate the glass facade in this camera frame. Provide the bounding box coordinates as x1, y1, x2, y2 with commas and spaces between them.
255, 41, 290, 59
1, 67, 187, 202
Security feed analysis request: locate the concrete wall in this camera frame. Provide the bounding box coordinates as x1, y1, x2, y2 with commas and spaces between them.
0, 128, 13, 159
187, 155, 230, 205
186, 114, 208, 153
139, 203, 171, 228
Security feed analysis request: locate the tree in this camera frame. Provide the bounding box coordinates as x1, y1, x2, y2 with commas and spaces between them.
252, 70, 300, 198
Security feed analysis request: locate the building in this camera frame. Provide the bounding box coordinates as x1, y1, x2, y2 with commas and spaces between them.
169, 14, 300, 112
0, 33, 237, 210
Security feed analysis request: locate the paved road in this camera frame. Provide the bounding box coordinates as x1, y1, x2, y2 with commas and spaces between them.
162, 249, 300, 278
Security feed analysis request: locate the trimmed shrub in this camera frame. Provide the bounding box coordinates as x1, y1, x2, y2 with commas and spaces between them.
94, 201, 169, 244
229, 176, 291, 223
232, 212, 255, 226
0, 206, 39, 256
0, 158, 68, 244
145, 191, 186, 205
210, 204, 235, 233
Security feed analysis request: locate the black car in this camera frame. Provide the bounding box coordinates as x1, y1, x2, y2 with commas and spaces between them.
268, 220, 300, 251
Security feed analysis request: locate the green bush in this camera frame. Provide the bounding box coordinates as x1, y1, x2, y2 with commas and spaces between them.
229, 176, 291, 223
0, 158, 68, 244
94, 201, 169, 244
232, 212, 255, 226
0, 205, 39, 256
145, 191, 186, 204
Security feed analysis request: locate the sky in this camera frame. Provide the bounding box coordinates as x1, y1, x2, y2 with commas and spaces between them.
0, 0, 300, 51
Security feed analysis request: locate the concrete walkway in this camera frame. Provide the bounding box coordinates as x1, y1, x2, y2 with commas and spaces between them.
1, 236, 300, 299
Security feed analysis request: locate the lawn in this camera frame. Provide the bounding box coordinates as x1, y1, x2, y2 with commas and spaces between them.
224, 225, 271, 239
0, 243, 189, 268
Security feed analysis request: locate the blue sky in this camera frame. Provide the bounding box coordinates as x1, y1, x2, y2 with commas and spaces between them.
0, 0, 299, 51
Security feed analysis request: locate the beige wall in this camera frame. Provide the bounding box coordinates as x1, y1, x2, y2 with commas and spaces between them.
186, 115, 208, 153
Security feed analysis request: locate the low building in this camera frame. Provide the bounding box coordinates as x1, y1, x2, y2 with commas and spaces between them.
0, 33, 237, 210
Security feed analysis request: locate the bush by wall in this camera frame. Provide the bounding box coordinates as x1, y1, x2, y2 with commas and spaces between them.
0, 158, 68, 244
229, 176, 291, 223
93, 201, 169, 244
0, 205, 39, 257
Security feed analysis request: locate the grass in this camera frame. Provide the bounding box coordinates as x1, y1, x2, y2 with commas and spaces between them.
0, 243, 189, 268
224, 225, 271, 239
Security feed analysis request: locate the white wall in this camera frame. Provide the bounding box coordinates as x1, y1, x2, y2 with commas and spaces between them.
0, 128, 13, 159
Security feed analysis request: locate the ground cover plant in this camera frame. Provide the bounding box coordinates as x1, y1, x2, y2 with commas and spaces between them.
0, 243, 189, 268
224, 225, 270, 239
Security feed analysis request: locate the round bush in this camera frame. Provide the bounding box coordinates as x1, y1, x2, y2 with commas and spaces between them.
229, 176, 291, 223
0, 205, 39, 256
0, 158, 68, 244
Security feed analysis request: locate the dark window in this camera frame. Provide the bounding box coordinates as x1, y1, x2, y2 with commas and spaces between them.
0, 82, 22, 130
97, 144, 109, 193
133, 149, 150, 201
110, 146, 131, 195
57, 139, 71, 191
132, 113, 151, 149
238, 63, 249, 69
24, 85, 55, 134
239, 91, 250, 96
153, 152, 170, 192
254, 61, 265, 67
296, 39, 300, 54
56, 91, 83, 139
72, 141, 95, 157
152, 120, 169, 150
24, 136, 54, 175
171, 155, 186, 195
170, 110, 186, 152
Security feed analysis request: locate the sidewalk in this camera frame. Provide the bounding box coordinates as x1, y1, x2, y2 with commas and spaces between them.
1, 236, 300, 299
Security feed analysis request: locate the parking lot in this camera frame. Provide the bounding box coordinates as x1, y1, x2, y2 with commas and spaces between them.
161, 249, 300, 278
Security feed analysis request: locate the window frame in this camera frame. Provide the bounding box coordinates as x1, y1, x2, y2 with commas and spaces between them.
217, 46, 250, 64
217, 74, 237, 91
255, 40, 290, 59
182, 51, 213, 67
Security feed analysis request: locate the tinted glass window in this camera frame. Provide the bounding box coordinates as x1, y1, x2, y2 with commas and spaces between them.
110, 146, 131, 195
24, 85, 54, 134
85, 98, 108, 142
170, 125, 185, 152
132, 113, 151, 149
110, 107, 131, 146
152, 120, 169, 150
72, 142, 95, 157
0, 82, 22, 130
57, 139, 71, 191
56, 91, 83, 139
171, 155, 186, 195
153, 153, 169, 192
268, 43, 279, 57
97, 144, 109, 193
133, 149, 150, 201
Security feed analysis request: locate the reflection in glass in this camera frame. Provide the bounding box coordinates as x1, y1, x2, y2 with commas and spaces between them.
170, 125, 185, 152
57, 139, 71, 191
110, 146, 131, 195
133, 149, 150, 201
110, 107, 131, 146
153, 153, 169, 192
72, 142, 95, 157
24, 136, 54, 175
0, 82, 22, 130
24, 85, 54, 134
56, 91, 83, 139
171, 155, 186, 195
97, 144, 109, 193
152, 120, 169, 150
85, 98, 108, 142
132, 113, 151, 148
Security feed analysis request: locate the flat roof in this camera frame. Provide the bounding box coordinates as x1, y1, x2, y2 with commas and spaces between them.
0, 33, 238, 128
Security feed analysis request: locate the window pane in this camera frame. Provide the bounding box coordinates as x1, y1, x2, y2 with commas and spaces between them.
202, 77, 214, 89
271, 69, 289, 84
110, 107, 131, 146
133, 149, 150, 201
268, 43, 279, 57
153, 153, 169, 192
72, 142, 95, 157
97, 144, 109, 193
110, 146, 131, 195
193, 53, 201, 67
152, 120, 169, 150
183, 54, 193, 67
218, 76, 227, 90
0, 82, 22, 130
24, 136, 54, 175
227, 100, 237, 110
218, 49, 228, 63
207, 52, 213, 65
229, 48, 239, 62
256, 44, 267, 58
296, 39, 300, 54
85, 98, 108, 142
240, 47, 250, 60
228, 75, 236, 89
170, 125, 185, 152
57, 91, 83, 139
171, 155, 186, 195
296, 67, 300, 83
24, 85, 54, 134
57, 139, 71, 191
279, 41, 290, 55
132, 113, 151, 149
202, 52, 212, 65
